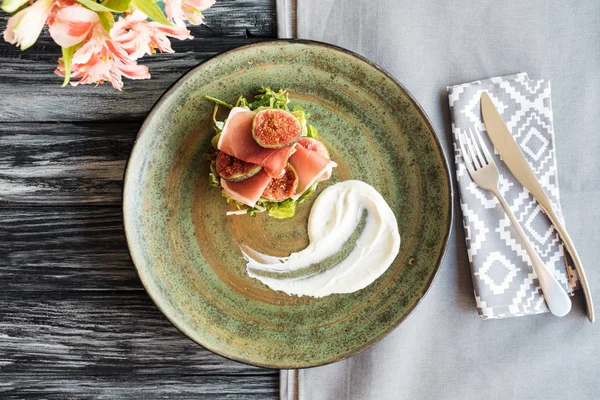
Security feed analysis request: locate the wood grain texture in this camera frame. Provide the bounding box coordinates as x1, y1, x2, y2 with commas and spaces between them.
0, 38, 266, 122
2, 375, 278, 400
1, 0, 280, 396
0, 207, 279, 396
0, 122, 138, 205
0, 207, 137, 291
0, 0, 276, 122
0, 292, 276, 376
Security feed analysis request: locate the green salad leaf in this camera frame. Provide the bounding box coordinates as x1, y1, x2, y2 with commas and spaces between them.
292, 106, 308, 136
249, 87, 290, 110
264, 199, 297, 219
205, 95, 233, 109
296, 183, 317, 204
204, 88, 328, 219
210, 133, 221, 149
208, 172, 219, 188
306, 125, 319, 139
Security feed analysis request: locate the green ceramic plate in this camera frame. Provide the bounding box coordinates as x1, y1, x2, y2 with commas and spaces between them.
123, 40, 452, 368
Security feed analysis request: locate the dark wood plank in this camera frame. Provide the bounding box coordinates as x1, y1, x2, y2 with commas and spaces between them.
0, 291, 275, 376
1, 375, 278, 399
0, 38, 271, 122
0, 207, 279, 395
0, 207, 137, 291
0, 0, 276, 41
0, 122, 138, 205
0, 0, 277, 122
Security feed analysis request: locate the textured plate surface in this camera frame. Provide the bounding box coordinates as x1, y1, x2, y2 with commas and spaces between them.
123, 40, 452, 368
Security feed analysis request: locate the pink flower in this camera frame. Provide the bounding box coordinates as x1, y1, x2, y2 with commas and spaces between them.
48, 4, 98, 48
164, 0, 215, 25
3, 0, 53, 50
56, 24, 150, 90
111, 10, 192, 60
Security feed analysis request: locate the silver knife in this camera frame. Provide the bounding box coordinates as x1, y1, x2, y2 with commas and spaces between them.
481, 92, 594, 322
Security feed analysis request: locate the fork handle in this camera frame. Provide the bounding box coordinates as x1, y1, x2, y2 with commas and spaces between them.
492, 189, 572, 317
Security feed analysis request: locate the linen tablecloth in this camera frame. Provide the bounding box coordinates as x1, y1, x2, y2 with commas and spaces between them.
278, 1, 600, 399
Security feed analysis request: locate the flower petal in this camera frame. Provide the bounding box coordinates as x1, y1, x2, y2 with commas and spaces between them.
49, 5, 99, 48
4, 0, 53, 50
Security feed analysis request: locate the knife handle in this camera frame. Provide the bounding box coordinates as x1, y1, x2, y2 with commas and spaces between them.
493, 189, 572, 317
539, 202, 595, 322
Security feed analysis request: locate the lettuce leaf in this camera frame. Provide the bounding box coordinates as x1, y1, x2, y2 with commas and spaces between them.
292, 108, 308, 136
205, 88, 325, 219
306, 125, 319, 139
265, 199, 297, 219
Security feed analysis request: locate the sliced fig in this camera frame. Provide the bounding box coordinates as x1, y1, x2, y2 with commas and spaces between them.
215, 151, 262, 182
252, 109, 302, 149
262, 164, 299, 201
297, 136, 330, 159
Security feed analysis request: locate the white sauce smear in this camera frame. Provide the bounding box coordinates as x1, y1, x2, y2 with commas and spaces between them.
242, 180, 401, 297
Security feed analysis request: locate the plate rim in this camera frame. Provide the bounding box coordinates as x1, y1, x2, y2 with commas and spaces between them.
122, 39, 454, 369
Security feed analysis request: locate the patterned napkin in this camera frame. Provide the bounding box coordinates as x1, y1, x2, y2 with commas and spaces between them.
448, 73, 579, 319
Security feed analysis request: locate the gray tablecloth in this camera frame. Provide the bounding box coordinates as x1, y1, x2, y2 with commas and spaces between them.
278, 1, 600, 399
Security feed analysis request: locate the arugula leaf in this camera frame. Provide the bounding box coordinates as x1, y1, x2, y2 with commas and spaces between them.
208, 172, 219, 188
249, 87, 289, 111
235, 95, 249, 108
205, 95, 233, 109
210, 133, 221, 149
296, 183, 317, 204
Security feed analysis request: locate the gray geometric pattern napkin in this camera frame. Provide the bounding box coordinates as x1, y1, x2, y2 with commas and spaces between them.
448, 73, 579, 319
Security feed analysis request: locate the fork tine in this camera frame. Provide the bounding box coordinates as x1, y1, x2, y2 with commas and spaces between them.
456, 131, 475, 173
462, 130, 481, 169
475, 128, 494, 165
468, 128, 486, 166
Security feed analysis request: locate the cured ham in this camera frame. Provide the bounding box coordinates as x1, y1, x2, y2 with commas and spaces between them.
297, 137, 332, 181
218, 107, 295, 178
288, 143, 337, 200
221, 169, 272, 208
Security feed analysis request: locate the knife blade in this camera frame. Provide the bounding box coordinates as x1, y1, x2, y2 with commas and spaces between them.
481, 91, 594, 322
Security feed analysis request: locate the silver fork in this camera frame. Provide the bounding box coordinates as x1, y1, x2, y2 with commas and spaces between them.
457, 128, 571, 317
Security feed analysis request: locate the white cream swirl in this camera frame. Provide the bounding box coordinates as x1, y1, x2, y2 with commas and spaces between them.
242, 180, 401, 297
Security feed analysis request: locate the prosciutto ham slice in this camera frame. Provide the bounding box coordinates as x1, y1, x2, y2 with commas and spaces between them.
217, 107, 295, 178
221, 169, 272, 208
288, 142, 337, 200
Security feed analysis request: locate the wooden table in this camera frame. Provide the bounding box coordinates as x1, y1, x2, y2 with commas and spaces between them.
0, 1, 279, 398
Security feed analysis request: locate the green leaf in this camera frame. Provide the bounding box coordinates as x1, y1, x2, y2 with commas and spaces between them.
97, 11, 115, 33
76, 0, 115, 12
210, 133, 221, 149
1, 0, 29, 13
306, 125, 319, 139
292, 109, 308, 136
208, 172, 219, 188
249, 87, 290, 110
101, 0, 131, 12
266, 199, 297, 219
131, 0, 171, 25
235, 95, 249, 108
296, 183, 317, 204
61, 45, 79, 87
205, 95, 233, 109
